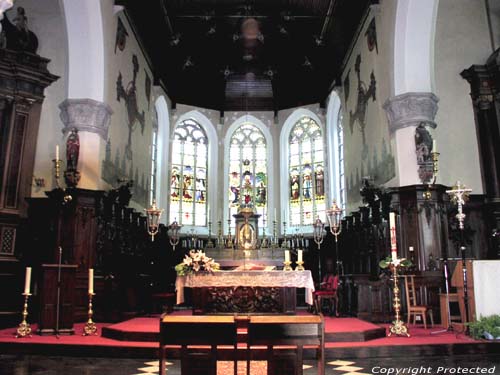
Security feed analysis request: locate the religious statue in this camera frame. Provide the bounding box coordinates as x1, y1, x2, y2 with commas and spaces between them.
64, 128, 81, 188
66, 128, 80, 171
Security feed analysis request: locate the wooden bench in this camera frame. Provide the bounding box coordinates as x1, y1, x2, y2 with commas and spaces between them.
159, 315, 237, 375
247, 314, 324, 375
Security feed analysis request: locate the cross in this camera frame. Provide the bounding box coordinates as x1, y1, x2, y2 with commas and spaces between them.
446, 181, 472, 229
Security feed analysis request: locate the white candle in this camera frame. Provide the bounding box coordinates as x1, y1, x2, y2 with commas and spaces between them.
88, 268, 94, 294
285, 250, 290, 263
298, 250, 303, 263
24, 267, 31, 295
389, 212, 397, 262
56, 145, 59, 160
432, 139, 437, 153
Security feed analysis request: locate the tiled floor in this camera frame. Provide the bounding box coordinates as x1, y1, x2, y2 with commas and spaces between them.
0, 354, 499, 375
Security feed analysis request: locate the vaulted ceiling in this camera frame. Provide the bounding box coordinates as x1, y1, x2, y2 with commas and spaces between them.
116, 0, 376, 111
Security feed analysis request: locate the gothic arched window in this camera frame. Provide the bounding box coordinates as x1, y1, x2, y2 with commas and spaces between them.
228, 123, 268, 229
288, 116, 326, 226
169, 119, 208, 227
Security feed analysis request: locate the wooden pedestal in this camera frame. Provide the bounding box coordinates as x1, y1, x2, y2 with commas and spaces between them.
37, 264, 77, 335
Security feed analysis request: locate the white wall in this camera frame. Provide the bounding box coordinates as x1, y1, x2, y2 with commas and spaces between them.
433, 0, 492, 194
6, 0, 68, 197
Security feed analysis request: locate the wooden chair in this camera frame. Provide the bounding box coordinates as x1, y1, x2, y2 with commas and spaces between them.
159, 315, 237, 375
404, 275, 434, 329
313, 274, 339, 316
247, 315, 324, 375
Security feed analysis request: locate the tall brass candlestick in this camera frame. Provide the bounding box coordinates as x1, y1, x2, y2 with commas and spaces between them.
53, 158, 62, 188
206, 221, 214, 248
83, 292, 97, 336
16, 293, 32, 338
388, 263, 410, 337
271, 220, 279, 249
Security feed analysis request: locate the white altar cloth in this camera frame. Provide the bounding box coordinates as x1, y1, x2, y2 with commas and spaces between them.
176, 270, 315, 306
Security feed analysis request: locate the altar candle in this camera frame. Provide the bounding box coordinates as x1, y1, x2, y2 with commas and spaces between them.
88, 268, 94, 294
23, 267, 31, 295
56, 145, 59, 160
389, 212, 397, 262
285, 250, 290, 263
298, 250, 303, 263
432, 139, 437, 153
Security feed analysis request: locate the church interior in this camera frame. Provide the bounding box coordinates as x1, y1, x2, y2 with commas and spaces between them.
0, 0, 500, 374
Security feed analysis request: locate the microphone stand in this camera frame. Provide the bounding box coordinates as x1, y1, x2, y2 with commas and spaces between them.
55, 246, 62, 338
432, 256, 454, 334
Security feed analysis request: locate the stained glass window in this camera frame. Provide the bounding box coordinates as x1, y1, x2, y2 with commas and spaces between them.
169, 119, 208, 227
337, 114, 346, 211
228, 123, 268, 230
288, 116, 325, 226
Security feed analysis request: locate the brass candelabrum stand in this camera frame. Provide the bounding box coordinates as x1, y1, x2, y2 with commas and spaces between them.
206, 221, 214, 248
283, 261, 293, 271
226, 218, 233, 249
16, 293, 32, 338
216, 220, 224, 249
83, 292, 97, 336
271, 220, 279, 249
388, 262, 410, 337
423, 150, 440, 200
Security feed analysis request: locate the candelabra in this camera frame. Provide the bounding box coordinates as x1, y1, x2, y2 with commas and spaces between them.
282, 221, 288, 249
83, 292, 97, 336
388, 261, 410, 337
423, 147, 440, 200
16, 293, 32, 338
52, 154, 72, 204
327, 200, 343, 276
313, 217, 326, 281
206, 221, 214, 248
446, 181, 472, 333
217, 220, 224, 249
271, 220, 279, 248
168, 219, 181, 251
261, 216, 268, 248
226, 218, 234, 249
283, 260, 293, 271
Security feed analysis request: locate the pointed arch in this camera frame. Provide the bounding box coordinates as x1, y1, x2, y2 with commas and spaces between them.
169, 110, 218, 233
224, 115, 274, 234
154, 96, 170, 223
326, 91, 344, 210
280, 109, 325, 232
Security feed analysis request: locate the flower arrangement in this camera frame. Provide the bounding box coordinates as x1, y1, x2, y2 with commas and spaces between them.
379, 256, 412, 269
175, 250, 220, 276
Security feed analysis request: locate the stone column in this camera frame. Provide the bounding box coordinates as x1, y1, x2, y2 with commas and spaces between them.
383, 92, 439, 187
59, 98, 113, 190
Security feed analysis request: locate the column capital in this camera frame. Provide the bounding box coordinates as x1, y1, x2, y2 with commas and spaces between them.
59, 98, 113, 140
383, 92, 439, 132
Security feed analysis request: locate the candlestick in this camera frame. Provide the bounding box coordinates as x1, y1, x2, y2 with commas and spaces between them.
88, 268, 94, 294
388, 263, 410, 337
295, 261, 305, 271
83, 292, 97, 336
389, 212, 397, 262
16, 293, 32, 338
23, 267, 31, 295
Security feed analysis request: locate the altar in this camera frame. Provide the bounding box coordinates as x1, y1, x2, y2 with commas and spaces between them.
176, 270, 314, 315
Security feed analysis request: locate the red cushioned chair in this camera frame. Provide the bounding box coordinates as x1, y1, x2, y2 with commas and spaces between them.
313, 274, 339, 316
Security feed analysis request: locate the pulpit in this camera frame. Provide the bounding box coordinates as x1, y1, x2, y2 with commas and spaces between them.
37, 264, 77, 335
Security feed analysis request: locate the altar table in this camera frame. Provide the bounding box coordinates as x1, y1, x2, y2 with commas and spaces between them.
176, 270, 315, 315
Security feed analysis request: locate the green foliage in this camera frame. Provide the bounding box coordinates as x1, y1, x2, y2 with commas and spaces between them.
379, 256, 413, 269
466, 315, 500, 340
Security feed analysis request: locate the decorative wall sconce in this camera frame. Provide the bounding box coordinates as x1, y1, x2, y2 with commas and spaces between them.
144, 200, 163, 241
327, 200, 343, 276
168, 218, 181, 250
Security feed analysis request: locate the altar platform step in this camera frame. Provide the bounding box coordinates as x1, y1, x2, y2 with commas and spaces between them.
100, 314, 386, 343
1, 316, 497, 360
